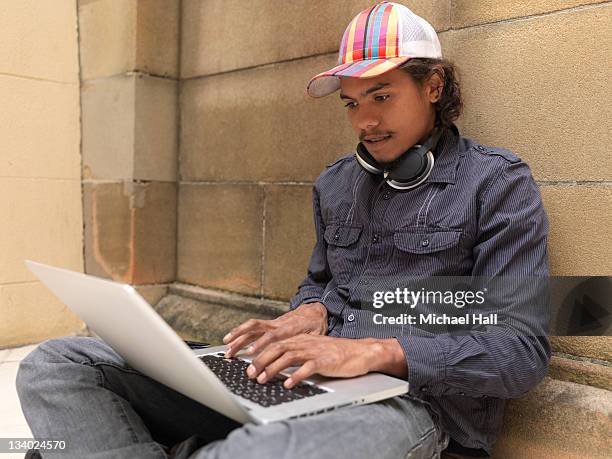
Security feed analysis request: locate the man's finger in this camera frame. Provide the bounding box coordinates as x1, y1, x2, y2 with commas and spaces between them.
285, 360, 318, 388
247, 328, 289, 355
225, 331, 261, 358
257, 350, 305, 384
248, 339, 296, 378
223, 319, 260, 343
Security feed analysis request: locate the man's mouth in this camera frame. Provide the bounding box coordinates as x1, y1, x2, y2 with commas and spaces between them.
363, 134, 392, 147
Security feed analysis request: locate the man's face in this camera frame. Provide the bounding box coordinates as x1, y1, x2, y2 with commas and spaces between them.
339, 69, 437, 165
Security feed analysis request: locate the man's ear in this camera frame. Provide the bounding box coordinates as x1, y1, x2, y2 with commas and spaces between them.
426, 70, 444, 103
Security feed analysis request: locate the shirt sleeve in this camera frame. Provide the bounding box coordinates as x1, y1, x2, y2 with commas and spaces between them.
396, 159, 552, 399
289, 185, 332, 310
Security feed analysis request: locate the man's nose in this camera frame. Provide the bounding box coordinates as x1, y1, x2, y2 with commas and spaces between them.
354, 108, 380, 131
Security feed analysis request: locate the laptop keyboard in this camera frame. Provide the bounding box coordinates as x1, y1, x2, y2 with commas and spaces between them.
199, 353, 327, 407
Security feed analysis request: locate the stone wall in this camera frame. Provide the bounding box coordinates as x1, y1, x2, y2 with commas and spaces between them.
0, 0, 84, 347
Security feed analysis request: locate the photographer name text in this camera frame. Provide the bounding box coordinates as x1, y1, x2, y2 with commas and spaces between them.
373, 313, 498, 325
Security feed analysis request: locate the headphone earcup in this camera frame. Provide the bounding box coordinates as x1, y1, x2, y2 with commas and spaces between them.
355, 126, 441, 189
386, 150, 435, 190
355, 142, 384, 175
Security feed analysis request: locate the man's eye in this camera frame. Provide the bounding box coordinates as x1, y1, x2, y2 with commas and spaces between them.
344, 101, 357, 109
375, 94, 389, 102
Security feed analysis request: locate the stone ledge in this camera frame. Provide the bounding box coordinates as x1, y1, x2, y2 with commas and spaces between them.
168, 283, 287, 317
551, 336, 612, 363
154, 293, 279, 345
134, 283, 170, 307
155, 284, 288, 345
549, 354, 612, 391
492, 377, 612, 458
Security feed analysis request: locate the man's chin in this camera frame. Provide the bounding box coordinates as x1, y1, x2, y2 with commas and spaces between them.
370, 151, 401, 168
362, 142, 407, 166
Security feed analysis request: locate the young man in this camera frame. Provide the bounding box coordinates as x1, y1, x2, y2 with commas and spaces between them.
17, 2, 550, 458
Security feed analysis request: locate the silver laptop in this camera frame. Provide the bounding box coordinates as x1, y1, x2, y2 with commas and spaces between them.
25, 260, 408, 425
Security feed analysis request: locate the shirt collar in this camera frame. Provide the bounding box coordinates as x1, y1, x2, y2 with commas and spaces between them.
426, 123, 462, 184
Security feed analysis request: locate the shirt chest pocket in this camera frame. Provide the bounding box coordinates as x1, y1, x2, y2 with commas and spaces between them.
324, 223, 363, 282
393, 228, 469, 275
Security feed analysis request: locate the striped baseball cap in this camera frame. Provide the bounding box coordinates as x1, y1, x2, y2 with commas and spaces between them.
307, 2, 442, 98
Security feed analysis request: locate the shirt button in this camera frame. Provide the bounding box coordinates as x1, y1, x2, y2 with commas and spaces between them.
334, 232, 340, 240
347, 314, 355, 322
421, 239, 430, 247
421, 386, 428, 392
459, 392, 466, 396
382, 191, 391, 200
372, 234, 381, 244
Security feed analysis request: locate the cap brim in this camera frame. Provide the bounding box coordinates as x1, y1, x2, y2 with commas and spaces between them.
306, 56, 412, 98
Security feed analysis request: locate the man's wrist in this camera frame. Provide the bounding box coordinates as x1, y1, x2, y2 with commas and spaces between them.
295, 302, 328, 334
297, 301, 327, 319
366, 338, 408, 378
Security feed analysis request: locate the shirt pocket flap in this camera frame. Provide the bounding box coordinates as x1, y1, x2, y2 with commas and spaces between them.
324, 223, 363, 247
394, 230, 461, 254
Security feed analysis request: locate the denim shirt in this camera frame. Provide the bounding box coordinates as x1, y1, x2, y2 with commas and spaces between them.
289, 123, 551, 455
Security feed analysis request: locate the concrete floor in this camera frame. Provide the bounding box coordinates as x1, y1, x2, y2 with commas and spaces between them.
0, 343, 37, 459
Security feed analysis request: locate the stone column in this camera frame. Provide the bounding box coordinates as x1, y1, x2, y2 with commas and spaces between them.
78, 0, 180, 304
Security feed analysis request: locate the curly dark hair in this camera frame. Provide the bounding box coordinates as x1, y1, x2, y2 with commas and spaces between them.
399, 58, 463, 129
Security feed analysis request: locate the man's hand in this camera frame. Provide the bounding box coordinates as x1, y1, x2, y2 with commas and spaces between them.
222, 302, 328, 358
246, 334, 407, 388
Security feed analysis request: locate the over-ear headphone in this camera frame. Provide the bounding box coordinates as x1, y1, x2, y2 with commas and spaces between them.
355, 126, 443, 190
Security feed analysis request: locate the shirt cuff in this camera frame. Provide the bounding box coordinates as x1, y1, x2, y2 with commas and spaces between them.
289, 291, 323, 310
395, 335, 446, 395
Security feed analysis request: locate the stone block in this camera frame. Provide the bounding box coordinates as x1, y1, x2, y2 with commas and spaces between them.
134, 0, 180, 78
169, 283, 288, 316
127, 181, 176, 284
0, 178, 83, 284
540, 186, 612, 275
551, 336, 612, 362
263, 185, 316, 300
83, 181, 176, 284
0, 0, 78, 83
78, 0, 137, 80
82, 75, 136, 180
491, 377, 612, 458
177, 184, 263, 296
134, 75, 178, 182
447, 5, 611, 181
78, 0, 179, 80
180, 54, 355, 182
0, 282, 84, 348
452, 0, 604, 28
82, 74, 178, 181
438, 29, 452, 55
0, 75, 80, 180
181, 0, 450, 78
549, 355, 612, 391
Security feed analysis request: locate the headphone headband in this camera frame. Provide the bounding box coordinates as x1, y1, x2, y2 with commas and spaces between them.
411, 126, 442, 162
